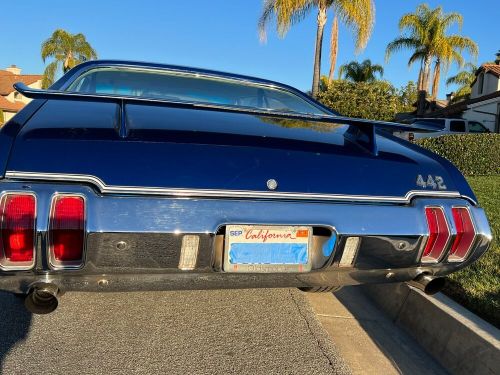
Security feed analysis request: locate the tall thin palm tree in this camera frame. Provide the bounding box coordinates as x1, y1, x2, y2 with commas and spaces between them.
428, 15, 478, 98
386, 4, 477, 97
259, 0, 374, 98
338, 59, 383, 82
446, 63, 477, 101
41, 29, 97, 88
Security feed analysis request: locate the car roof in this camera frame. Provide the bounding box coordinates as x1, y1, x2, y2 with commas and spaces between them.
52, 60, 303, 94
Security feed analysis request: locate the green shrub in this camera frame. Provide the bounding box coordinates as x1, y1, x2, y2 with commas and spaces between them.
317, 79, 416, 121
416, 134, 500, 176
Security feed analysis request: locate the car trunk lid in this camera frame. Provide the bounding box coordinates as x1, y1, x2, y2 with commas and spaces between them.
6, 100, 460, 200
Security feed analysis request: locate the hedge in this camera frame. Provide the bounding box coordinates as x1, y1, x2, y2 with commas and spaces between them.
416, 134, 500, 176
317, 80, 416, 121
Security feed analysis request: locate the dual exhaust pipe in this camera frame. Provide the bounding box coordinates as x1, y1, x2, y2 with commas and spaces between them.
407, 274, 446, 295
24, 283, 60, 314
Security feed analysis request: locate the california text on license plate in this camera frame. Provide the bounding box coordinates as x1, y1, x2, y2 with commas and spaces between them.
223, 225, 312, 273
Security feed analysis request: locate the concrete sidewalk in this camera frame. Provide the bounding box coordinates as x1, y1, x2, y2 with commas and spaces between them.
307, 286, 448, 375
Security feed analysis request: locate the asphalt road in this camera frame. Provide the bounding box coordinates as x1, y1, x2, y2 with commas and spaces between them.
0, 289, 350, 374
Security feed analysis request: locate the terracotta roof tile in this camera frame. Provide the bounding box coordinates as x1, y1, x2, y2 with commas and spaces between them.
0, 96, 24, 112
480, 64, 500, 77
0, 70, 42, 95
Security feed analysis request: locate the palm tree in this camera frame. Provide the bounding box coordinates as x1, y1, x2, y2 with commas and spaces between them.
386, 4, 477, 97
446, 63, 477, 101
41, 29, 97, 88
259, 0, 374, 98
428, 21, 478, 98
338, 59, 383, 82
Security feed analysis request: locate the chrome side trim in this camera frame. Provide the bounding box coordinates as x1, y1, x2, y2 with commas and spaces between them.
5, 171, 466, 204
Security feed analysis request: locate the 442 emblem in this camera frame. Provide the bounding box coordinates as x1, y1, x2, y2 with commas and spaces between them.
416, 175, 447, 190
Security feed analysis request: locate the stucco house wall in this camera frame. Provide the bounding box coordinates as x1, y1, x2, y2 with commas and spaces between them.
470, 65, 500, 99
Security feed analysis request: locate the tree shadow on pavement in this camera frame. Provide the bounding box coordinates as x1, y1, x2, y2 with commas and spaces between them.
0, 292, 32, 370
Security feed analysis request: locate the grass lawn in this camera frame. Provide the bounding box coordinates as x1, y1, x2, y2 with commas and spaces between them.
443, 175, 500, 328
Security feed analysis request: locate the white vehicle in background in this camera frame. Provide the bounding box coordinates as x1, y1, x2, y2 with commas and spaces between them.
395, 118, 490, 141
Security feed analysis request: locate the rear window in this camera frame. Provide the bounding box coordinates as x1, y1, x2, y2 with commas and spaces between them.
450, 120, 466, 132
67, 67, 328, 116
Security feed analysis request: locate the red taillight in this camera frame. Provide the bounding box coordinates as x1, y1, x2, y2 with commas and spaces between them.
49, 196, 85, 267
449, 207, 475, 262
422, 207, 450, 263
0, 194, 36, 268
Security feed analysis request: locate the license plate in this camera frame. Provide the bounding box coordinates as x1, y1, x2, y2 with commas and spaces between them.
223, 225, 312, 273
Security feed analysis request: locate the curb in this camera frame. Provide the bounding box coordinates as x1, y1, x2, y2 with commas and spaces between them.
362, 283, 500, 375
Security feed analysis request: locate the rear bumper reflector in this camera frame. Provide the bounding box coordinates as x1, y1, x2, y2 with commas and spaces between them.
339, 237, 360, 267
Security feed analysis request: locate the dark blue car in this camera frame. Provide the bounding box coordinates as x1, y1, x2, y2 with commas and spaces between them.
0, 60, 492, 314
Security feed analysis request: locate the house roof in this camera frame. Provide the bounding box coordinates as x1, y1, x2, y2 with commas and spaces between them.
434, 99, 448, 108
422, 90, 500, 118
0, 70, 42, 96
0, 96, 24, 112
470, 63, 500, 87
480, 64, 500, 77
412, 97, 448, 109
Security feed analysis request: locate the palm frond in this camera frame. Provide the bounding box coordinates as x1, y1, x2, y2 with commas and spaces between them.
441, 12, 463, 32
385, 37, 421, 62
258, 0, 277, 42
407, 49, 427, 68
259, 0, 316, 39
446, 63, 477, 88
333, 0, 374, 52
42, 60, 59, 89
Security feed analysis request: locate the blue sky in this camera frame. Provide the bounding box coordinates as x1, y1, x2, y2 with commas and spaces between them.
1, 0, 498, 97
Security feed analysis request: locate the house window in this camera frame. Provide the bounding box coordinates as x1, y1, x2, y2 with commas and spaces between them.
478, 72, 484, 94
13, 92, 21, 100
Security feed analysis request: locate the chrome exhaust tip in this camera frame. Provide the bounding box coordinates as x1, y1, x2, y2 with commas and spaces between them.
407, 274, 446, 295
24, 283, 59, 314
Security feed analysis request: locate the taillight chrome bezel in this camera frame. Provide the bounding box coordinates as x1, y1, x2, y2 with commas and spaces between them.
47, 193, 87, 270
448, 206, 477, 263
0, 191, 37, 271
420, 206, 451, 264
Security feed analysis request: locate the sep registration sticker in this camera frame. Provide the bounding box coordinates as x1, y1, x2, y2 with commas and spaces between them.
223, 225, 312, 273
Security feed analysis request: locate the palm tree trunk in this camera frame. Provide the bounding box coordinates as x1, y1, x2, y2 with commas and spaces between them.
417, 60, 424, 91
63, 51, 73, 73
311, 6, 328, 98
422, 55, 432, 93
328, 15, 338, 82
431, 59, 441, 99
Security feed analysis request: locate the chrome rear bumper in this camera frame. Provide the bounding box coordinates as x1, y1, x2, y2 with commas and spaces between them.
0, 180, 492, 294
